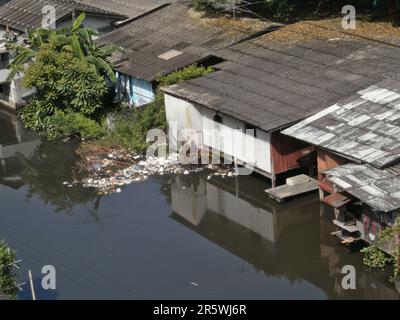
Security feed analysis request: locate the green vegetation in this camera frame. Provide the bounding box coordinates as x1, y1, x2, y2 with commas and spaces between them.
6, 13, 117, 140
191, 0, 228, 11
361, 219, 400, 279
7, 12, 213, 149
7, 13, 117, 82
0, 240, 17, 299
191, 0, 398, 20
19, 44, 108, 136
101, 64, 215, 154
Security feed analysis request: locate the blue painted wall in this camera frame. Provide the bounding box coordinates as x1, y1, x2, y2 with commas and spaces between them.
116, 72, 155, 107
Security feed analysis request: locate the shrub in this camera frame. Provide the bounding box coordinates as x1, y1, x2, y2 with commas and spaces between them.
361, 219, 400, 279
23, 43, 108, 117
158, 64, 215, 87
361, 245, 392, 269
0, 240, 17, 299
191, 0, 229, 11
20, 107, 107, 140
102, 94, 166, 153
45, 111, 107, 140
102, 64, 215, 154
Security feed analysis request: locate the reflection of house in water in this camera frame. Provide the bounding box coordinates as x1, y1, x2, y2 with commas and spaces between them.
0, 109, 40, 188
170, 175, 400, 299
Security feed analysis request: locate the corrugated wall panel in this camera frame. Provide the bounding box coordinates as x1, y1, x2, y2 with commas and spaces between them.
271, 132, 315, 175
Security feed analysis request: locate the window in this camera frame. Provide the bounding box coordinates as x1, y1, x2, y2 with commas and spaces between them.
0, 83, 11, 100
245, 123, 257, 138
213, 112, 223, 124
0, 52, 10, 69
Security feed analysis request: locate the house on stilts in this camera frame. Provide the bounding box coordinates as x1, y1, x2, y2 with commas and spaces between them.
283, 78, 400, 255
161, 22, 400, 194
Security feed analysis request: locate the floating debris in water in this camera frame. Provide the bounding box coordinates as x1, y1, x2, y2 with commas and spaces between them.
69, 143, 237, 195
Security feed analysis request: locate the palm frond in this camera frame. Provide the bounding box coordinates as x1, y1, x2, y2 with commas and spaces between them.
72, 13, 85, 33
87, 55, 116, 83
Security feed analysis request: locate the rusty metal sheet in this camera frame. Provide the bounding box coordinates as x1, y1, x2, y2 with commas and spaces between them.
283, 79, 400, 169
324, 163, 400, 212
322, 193, 351, 208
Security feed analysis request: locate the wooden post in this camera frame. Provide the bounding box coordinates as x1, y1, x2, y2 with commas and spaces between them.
28, 270, 36, 301
271, 174, 277, 188
319, 188, 325, 200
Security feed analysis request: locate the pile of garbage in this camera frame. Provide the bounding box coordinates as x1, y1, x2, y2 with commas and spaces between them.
67, 143, 236, 195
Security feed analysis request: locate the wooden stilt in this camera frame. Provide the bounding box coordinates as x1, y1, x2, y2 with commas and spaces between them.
28, 270, 36, 301
271, 174, 277, 188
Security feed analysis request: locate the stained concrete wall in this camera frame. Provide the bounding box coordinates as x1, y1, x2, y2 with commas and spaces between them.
165, 93, 272, 175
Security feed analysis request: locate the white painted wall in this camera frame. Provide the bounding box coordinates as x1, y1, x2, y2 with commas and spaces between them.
165, 93, 272, 175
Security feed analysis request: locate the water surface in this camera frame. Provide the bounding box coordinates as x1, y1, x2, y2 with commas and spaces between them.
0, 109, 398, 300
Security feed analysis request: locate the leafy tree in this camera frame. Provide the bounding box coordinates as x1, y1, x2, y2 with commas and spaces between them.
18, 41, 108, 135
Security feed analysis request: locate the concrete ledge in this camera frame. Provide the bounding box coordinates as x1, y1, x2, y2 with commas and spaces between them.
265, 175, 318, 203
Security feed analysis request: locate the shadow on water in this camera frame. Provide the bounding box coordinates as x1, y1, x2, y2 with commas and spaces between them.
0, 108, 399, 299
0, 109, 101, 216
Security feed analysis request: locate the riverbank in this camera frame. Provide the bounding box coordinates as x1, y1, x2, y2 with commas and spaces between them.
69, 142, 236, 195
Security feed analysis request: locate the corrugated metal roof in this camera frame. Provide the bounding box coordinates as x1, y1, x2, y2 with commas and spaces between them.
78, 0, 168, 19
322, 192, 351, 208
163, 36, 400, 133
324, 163, 400, 212
99, 2, 274, 81
283, 79, 400, 169
0, 0, 125, 32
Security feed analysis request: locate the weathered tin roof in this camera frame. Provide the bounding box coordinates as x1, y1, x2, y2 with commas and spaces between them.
99, 1, 274, 81
283, 79, 400, 169
78, 0, 168, 19
0, 0, 126, 32
324, 163, 400, 212
163, 32, 400, 133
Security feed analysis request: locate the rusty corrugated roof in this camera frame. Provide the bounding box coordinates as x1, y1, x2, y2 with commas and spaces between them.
78, 0, 168, 19
99, 1, 274, 81
283, 79, 400, 169
0, 0, 126, 32
324, 163, 400, 212
164, 36, 400, 133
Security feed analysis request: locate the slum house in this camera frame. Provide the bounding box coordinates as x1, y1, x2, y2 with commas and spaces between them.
170, 175, 400, 298
161, 21, 400, 188
98, 1, 275, 107
78, 0, 171, 23
282, 77, 400, 251
0, 0, 128, 110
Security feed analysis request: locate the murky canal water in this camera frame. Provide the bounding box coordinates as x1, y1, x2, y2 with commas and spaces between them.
0, 108, 399, 300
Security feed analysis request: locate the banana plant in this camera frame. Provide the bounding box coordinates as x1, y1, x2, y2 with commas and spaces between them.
6, 13, 118, 82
